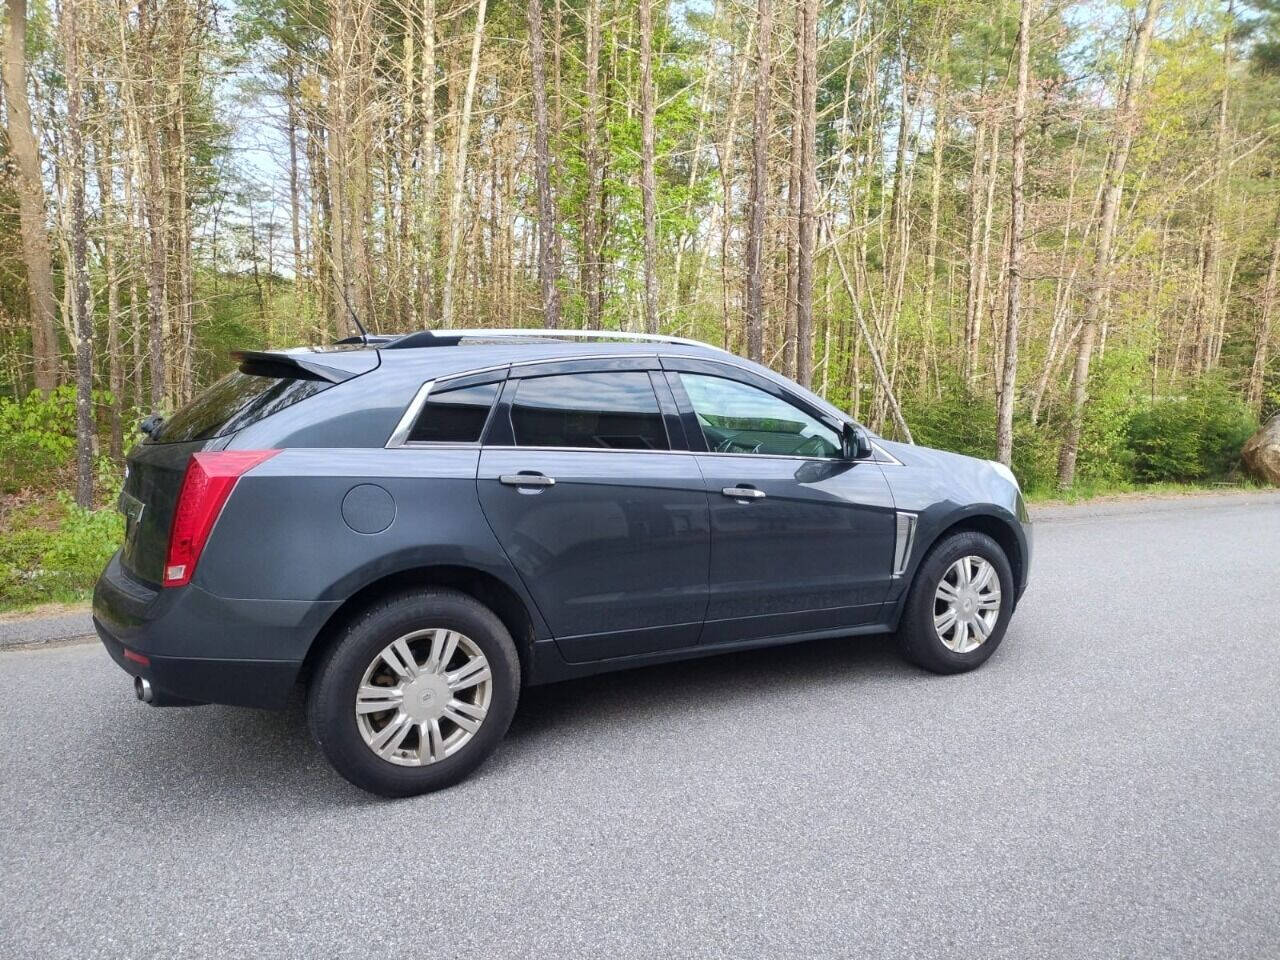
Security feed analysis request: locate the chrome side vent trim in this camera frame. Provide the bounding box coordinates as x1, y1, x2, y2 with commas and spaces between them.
893, 512, 917, 577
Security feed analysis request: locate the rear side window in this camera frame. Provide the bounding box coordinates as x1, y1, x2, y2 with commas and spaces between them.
155, 370, 331, 443
509, 372, 669, 450
408, 382, 499, 443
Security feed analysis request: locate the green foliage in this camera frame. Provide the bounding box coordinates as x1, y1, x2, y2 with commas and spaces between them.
902, 376, 997, 460
895, 350, 1263, 495
0, 387, 78, 493
900, 377, 1057, 492
1075, 348, 1145, 487
1127, 377, 1259, 483
0, 495, 123, 609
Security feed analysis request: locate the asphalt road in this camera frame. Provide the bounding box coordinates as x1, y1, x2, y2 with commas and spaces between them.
2, 492, 1278, 960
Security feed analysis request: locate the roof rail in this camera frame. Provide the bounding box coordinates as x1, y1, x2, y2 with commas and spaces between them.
333, 334, 398, 346
383, 328, 727, 353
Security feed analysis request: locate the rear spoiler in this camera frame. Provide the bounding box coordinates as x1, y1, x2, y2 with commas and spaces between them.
231, 349, 379, 384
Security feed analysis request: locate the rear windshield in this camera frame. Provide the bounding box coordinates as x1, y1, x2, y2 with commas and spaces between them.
154, 369, 331, 443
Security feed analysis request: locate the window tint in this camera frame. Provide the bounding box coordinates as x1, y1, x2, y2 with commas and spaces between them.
408, 382, 499, 443
156, 369, 331, 443
678, 373, 841, 457
510, 372, 669, 450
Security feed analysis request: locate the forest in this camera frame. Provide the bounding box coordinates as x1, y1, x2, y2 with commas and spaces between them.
1, 0, 1279, 607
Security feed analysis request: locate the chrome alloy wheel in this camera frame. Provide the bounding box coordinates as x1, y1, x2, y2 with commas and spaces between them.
933, 556, 1002, 654
355, 629, 492, 766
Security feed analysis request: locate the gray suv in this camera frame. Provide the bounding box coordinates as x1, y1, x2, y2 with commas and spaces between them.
94, 330, 1031, 796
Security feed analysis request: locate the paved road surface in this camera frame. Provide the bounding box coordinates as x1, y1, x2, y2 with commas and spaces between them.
0, 610, 92, 647
2, 492, 1278, 959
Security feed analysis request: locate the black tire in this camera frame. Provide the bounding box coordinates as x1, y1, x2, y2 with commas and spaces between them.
896, 530, 1014, 675
306, 588, 521, 797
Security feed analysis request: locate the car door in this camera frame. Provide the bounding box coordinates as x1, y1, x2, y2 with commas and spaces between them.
476, 358, 711, 662
662, 357, 897, 645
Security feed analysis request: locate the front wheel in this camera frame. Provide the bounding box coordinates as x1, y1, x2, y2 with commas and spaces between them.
307, 589, 521, 797
895, 531, 1014, 674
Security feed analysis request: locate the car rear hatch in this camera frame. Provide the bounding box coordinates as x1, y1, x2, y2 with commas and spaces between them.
118, 348, 377, 586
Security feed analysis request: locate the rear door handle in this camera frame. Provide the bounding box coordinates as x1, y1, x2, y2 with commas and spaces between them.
500, 473, 556, 487
722, 486, 765, 500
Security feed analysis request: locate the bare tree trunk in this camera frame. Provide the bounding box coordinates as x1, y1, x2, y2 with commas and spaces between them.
137, 0, 168, 407
638, 0, 660, 334
1194, 0, 1234, 373
795, 0, 817, 387
1247, 200, 1280, 415
963, 116, 986, 386
784, 4, 803, 377
419, 0, 437, 324
972, 120, 1000, 385
672, 0, 719, 306
922, 78, 947, 372
94, 91, 123, 460
826, 218, 913, 443
582, 0, 602, 328
62, 0, 93, 506
744, 0, 772, 362
2, 0, 60, 393
714, 17, 754, 348
286, 69, 305, 314
440, 0, 488, 328
528, 0, 561, 328
996, 0, 1032, 466
1058, 0, 1161, 489
327, 0, 355, 335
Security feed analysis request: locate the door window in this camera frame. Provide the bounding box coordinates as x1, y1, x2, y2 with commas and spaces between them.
509, 372, 669, 450
408, 381, 500, 443
678, 373, 841, 457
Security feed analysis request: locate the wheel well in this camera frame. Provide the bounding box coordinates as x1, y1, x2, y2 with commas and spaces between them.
300, 566, 538, 685
929, 513, 1024, 592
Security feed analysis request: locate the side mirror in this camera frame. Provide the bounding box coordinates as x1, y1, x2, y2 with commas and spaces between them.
843, 423, 874, 460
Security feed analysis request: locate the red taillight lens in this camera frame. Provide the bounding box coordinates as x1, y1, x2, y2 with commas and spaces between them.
163, 450, 279, 587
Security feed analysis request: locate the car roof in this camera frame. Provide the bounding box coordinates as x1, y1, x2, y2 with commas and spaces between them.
272, 329, 731, 378
382, 332, 728, 373
251, 328, 852, 426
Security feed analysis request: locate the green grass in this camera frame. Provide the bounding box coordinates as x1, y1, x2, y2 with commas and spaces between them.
1024, 477, 1269, 504
0, 494, 123, 612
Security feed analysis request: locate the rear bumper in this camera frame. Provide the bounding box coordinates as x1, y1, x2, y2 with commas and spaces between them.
92, 551, 340, 709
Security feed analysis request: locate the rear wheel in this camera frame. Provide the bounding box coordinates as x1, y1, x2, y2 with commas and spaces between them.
307, 589, 521, 797
895, 531, 1013, 674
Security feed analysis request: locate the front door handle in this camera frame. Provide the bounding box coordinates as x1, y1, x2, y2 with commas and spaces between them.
722, 486, 766, 500
500, 473, 556, 487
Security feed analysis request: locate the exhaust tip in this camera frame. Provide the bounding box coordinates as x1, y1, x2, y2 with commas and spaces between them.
134, 676, 154, 704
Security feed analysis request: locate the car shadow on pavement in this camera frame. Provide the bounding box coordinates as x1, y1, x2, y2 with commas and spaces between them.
87, 631, 911, 811
506, 631, 909, 744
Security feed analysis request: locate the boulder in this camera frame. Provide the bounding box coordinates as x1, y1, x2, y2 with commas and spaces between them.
1242, 413, 1280, 485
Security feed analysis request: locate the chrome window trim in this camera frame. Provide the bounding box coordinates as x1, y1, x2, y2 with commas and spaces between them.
385, 379, 436, 448
870, 442, 904, 466
385, 351, 901, 464
385, 370, 508, 449
386, 438, 879, 466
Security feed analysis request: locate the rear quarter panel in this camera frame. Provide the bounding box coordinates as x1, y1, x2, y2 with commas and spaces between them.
194, 448, 550, 640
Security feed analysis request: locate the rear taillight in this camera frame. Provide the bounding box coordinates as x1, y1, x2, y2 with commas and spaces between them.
163, 450, 279, 587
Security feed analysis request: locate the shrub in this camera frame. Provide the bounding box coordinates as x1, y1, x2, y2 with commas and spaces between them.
1126, 377, 1257, 482
902, 376, 996, 461
0, 492, 123, 610
0, 386, 78, 493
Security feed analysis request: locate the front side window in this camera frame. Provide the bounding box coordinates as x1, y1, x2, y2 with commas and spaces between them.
510, 372, 669, 450
678, 373, 841, 458
408, 381, 499, 443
